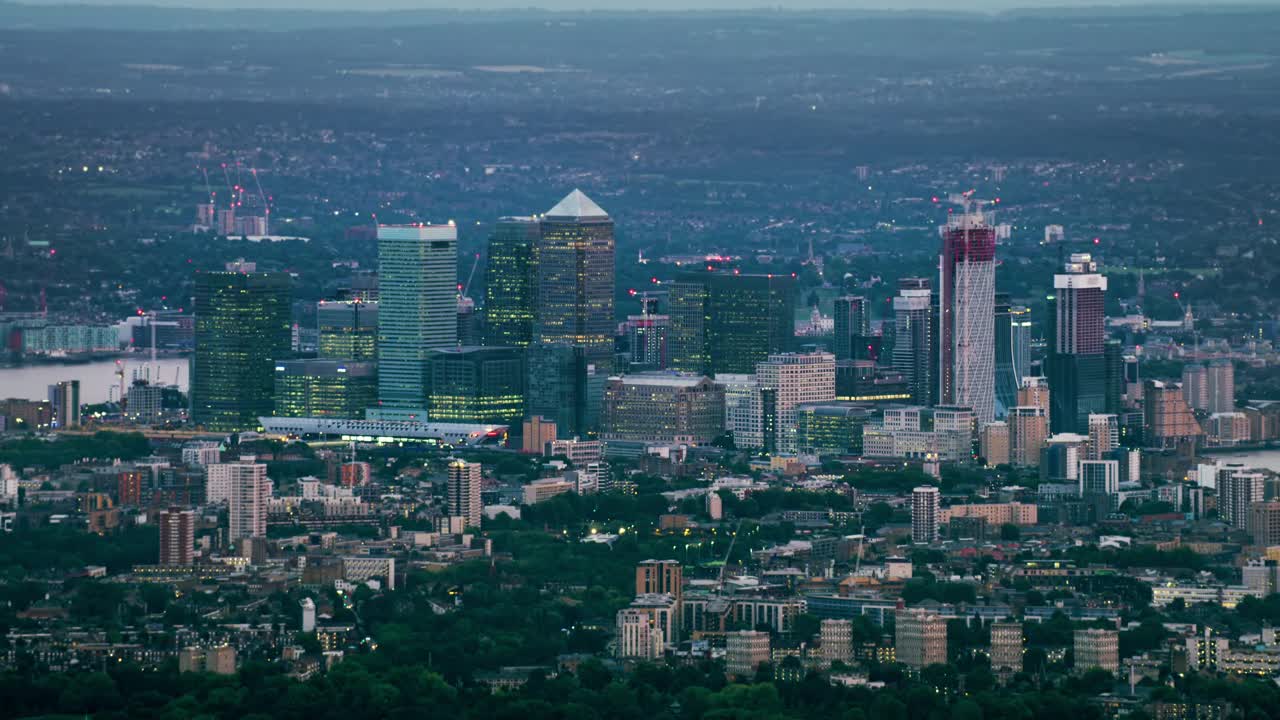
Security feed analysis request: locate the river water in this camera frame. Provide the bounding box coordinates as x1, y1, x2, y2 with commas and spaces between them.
0, 357, 190, 405
1208, 448, 1280, 473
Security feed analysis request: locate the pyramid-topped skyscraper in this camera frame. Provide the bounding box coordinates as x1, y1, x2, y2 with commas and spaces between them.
535, 189, 616, 372
544, 188, 610, 220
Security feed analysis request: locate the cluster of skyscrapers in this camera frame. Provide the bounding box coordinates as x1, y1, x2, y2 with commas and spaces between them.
185, 187, 1183, 493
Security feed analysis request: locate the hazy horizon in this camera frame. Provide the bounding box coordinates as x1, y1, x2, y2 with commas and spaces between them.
9, 0, 1280, 12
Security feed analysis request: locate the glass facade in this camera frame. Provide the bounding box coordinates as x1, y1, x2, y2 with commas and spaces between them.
426, 346, 525, 425
794, 402, 871, 455
377, 224, 457, 414
274, 360, 377, 419
832, 296, 870, 361
192, 271, 292, 431
668, 271, 796, 375
483, 217, 539, 348
535, 191, 615, 373
317, 300, 378, 361
525, 342, 604, 439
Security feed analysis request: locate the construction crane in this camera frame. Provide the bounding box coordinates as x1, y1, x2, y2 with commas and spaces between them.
946, 189, 996, 216
852, 524, 867, 575
462, 252, 481, 298
250, 167, 271, 232
201, 166, 215, 205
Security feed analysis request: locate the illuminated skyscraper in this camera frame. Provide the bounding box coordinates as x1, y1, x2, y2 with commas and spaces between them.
938, 197, 996, 425
316, 300, 378, 361
893, 280, 934, 406
755, 352, 836, 453
525, 343, 605, 439
535, 190, 615, 373
192, 271, 292, 431
668, 271, 796, 375
833, 295, 871, 360
273, 360, 377, 419
1048, 253, 1108, 433
484, 216, 539, 348
426, 346, 525, 426
995, 294, 1031, 417
376, 223, 458, 417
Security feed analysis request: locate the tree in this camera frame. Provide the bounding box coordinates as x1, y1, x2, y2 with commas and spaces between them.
790, 613, 821, 642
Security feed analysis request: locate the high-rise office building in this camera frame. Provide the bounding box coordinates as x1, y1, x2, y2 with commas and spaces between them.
1074, 628, 1119, 674
938, 200, 996, 425
447, 459, 482, 529
376, 223, 458, 417
755, 352, 836, 453
1009, 406, 1048, 467
484, 216, 540, 348
535, 190, 615, 373
1182, 363, 1208, 411
990, 621, 1024, 675
192, 271, 292, 431
980, 421, 1010, 467
206, 460, 253, 502
48, 380, 81, 429
720, 374, 764, 450
1103, 340, 1124, 413
1249, 502, 1280, 547
911, 485, 940, 543
600, 374, 725, 445
833, 295, 871, 360
1143, 380, 1204, 449
426, 346, 525, 425
636, 559, 683, 604
224, 463, 269, 541
273, 360, 377, 419
1047, 254, 1108, 433
820, 619, 854, 666
1087, 413, 1120, 459
616, 607, 664, 660
1018, 376, 1051, 424
995, 295, 1031, 417
525, 343, 604, 439
624, 301, 671, 370
159, 508, 195, 565
795, 402, 871, 455
725, 630, 772, 678
1078, 459, 1120, 500
1220, 468, 1265, 529
1184, 359, 1235, 415
893, 284, 934, 406
668, 271, 796, 375
1207, 359, 1235, 414
316, 300, 378, 361
896, 608, 947, 668
1042, 433, 1089, 482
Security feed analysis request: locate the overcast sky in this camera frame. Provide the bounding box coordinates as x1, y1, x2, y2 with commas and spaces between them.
13, 0, 1277, 10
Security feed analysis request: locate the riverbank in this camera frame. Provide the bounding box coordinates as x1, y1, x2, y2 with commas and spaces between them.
0, 356, 191, 405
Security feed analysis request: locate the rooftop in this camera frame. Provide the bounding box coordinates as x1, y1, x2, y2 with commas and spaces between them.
545, 189, 609, 220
